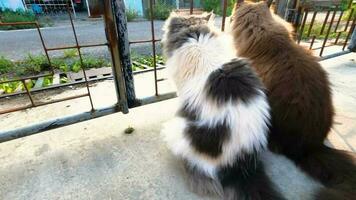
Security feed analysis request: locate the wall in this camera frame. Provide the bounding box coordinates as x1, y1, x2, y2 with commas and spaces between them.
0, 0, 26, 10
124, 0, 143, 16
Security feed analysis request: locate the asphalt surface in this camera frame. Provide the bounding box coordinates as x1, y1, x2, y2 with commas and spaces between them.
0, 19, 165, 60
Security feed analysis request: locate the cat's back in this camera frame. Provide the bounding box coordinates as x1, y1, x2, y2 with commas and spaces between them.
254, 37, 333, 138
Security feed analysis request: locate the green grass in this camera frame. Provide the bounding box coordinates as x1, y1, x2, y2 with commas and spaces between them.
63, 49, 78, 58
0, 56, 14, 74
299, 22, 349, 40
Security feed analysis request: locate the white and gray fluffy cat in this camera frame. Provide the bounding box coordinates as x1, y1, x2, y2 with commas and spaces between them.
161, 12, 284, 200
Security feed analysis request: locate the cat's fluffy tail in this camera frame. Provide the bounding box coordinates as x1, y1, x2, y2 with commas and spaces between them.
292, 145, 356, 199
219, 158, 285, 200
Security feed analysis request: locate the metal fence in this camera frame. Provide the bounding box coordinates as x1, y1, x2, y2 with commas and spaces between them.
24, 0, 76, 16
0, 6, 102, 115
295, 1, 355, 58
0, 0, 355, 142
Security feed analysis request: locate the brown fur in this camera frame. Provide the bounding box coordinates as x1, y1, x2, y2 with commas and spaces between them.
231, 1, 356, 198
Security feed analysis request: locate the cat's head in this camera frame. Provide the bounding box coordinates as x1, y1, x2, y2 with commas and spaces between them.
162, 12, 215, 57
231, 1, 273, 32
230, 1, 293, 52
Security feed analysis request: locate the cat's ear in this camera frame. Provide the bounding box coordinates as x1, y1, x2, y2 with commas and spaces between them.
169, 11, 179, 18
266, 0, 273, 8
204, 11, 216, 26
235, 0, 245, 8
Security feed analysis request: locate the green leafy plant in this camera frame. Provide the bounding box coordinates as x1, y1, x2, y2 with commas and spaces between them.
60, 76, 68, 84
126, 9, 139, 22
131, 54, 164, 71
63, 49, 78, 58
59, 63, 70, 72
42, 76, 53, 87
0, 78, 35, 94
71, 62, 82, 73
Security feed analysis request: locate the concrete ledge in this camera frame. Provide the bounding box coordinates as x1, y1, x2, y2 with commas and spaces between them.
0, 99, 321, 200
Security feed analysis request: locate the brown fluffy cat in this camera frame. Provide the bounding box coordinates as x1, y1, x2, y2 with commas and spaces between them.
230, 1, 356, 199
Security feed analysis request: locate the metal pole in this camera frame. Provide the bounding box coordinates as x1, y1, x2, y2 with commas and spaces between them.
112, 0, 137, 107
85, 0, 91, 17
149, 0, 159, 96
70, 0, 77, 18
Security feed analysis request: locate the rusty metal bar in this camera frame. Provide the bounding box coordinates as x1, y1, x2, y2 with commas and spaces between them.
1, 66, 166, 99
335, 32, 342, 44
149, 0, 158, 96
343, 18, 356, 50
221, 0, 228, 31
0, 93, 89, 115
310, 35, 316, 49
298, 10, 308, 44
34, 22, 53, 73
312, 43, 344, 50
129, 39, 161, 44
334, 11, 344, 33
320, 9, 337, 57
0, 105, 33, 115
344, 8, 354, 32
66, 4, 95, 111
0, 73, 53, 84
320, 11, 330, 35
46, 43, 108, 51
0, 22, 36, 26
307, 11, 317, 37
190, 0, 194, 14
21, 80, 36, 106
35, 93, 89, 107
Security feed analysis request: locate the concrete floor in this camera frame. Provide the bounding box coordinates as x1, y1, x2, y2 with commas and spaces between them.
0, 53, 355, 200
0, 99, 322, 200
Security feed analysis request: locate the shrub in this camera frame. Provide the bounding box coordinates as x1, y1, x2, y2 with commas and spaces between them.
0, 8, 37, 30
126, 9, 139, 22
0, 56, 14, 74
299, 22, 348, 40
202, 0, 235, 16
343, 3, 356, 20
146, 1, 174, 20
22, 54, 50, 73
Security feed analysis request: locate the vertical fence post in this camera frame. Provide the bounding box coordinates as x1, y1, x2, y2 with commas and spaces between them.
103, 0, 129, 113
112, 0, 137, 107
348, 28, 356, 52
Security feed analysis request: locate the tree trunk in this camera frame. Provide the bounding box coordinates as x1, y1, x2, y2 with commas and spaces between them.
112, 0, 137, 107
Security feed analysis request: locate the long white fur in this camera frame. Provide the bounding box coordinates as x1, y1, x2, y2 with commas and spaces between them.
161, 25, 270, 179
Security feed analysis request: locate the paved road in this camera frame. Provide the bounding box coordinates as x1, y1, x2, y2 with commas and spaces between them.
0, 20, 165, 60
0, 17, 228, 60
